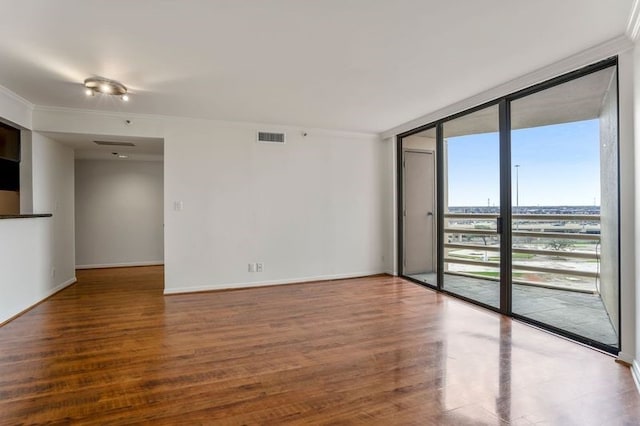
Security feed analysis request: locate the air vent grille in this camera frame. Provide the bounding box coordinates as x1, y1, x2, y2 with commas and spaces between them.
257, 131, 286, 144
94, 141, 136, 147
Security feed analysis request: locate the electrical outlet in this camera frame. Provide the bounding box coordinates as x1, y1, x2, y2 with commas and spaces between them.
256, 263, 264, 272
50, 267, 56, 278
248, 263, 255, 272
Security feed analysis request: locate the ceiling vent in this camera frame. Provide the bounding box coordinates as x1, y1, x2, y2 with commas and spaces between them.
94, 140, 136, 147
257, 131, 286, 144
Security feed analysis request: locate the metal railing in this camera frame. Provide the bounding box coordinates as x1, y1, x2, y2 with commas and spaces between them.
443, 213, 601, 293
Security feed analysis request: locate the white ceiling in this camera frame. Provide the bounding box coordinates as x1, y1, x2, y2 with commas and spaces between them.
40, 132, 163, 161
0, 1, 633, 133
414, 65, 616, 138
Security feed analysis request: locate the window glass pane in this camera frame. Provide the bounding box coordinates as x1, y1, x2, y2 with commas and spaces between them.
510, 65, 619, 349
442, 104, 500, 309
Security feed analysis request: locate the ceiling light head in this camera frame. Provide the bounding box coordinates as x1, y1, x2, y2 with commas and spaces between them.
84, 77, 128, 100
100, 83, 112, 94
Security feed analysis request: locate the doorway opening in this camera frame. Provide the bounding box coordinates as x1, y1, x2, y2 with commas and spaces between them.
402, 137, 437, 286
43, 132, 165, 288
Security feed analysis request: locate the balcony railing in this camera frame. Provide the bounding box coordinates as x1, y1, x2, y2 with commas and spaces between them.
443, 213, 601, 294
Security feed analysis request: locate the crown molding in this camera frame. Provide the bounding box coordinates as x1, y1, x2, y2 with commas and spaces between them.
627, 0, 640, 41
0, 84, 34, 110
33, 104, 165, 121
0, 84, 35, 129
380, 35, 633, 139
32, 105, 379, 140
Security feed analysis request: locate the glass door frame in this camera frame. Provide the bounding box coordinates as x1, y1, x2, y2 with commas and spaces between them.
396, 124, 440, 292
397, 99, 508, 315
396, 56, 620, 354
504, 58, 621, 354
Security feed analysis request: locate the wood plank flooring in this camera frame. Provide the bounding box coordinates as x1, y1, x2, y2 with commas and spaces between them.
0, 266, 639, 425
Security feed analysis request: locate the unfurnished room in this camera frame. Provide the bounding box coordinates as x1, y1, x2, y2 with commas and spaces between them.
1, 1, 640, 424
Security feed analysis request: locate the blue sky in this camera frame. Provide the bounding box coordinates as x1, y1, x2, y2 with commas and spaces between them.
446, 119, 601, 207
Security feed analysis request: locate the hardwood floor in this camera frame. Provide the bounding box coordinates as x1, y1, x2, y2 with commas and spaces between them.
0, 267, 638, 425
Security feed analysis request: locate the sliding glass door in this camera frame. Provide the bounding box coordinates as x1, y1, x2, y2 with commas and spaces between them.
399, 58, 620, 352
441, 105, 501, 309
509, 64, 619, 348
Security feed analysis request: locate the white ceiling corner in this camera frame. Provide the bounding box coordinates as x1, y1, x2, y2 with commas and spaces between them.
627, 0, 640, 41
381, 35, 633, 139
0, 84, 34, 111
0, 1, 634, 134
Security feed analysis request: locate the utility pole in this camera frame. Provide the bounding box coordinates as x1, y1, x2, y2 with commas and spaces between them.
514, 164, 520, 208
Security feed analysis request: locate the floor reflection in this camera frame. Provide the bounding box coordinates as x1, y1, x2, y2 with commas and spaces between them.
409, 272, 617, 347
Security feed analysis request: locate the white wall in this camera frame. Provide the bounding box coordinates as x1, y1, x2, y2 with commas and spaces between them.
0, 217, 53, 322
599, 74, 620, 333
0, 131, 75, 324
32, 132, 76, 288
382, 136, 396, 274
618, 49, 637, 366
163, 120, 385, 293
75, 159, 164, 268
33, 107, 164, 139
632, 44, 640, 376
30, 108, 387, 292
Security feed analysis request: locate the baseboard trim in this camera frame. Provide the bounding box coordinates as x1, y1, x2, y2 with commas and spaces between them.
632, 360, 640, 394
76, 261, 164, 270
55, 277, 77, 292
0, 276, 77, 327
164, 270, 386, 295
618, 352, 635, 365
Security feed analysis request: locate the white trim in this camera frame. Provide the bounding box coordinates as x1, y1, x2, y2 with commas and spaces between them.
0, 83, 35, 129
627, 0, 640, 41
76, 261, 164, 270
33, 104, 176, 121
32, 105, 378, 139
0, 277, 76, 325
618, 351, 635, 365
53, 277, 77, 293
163, 270, 386, 295
0, 83, 35, 111
380, 35, 633, 139
632, 361, 640, 394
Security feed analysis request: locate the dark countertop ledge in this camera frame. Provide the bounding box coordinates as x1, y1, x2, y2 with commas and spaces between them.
0, 214, 53, 220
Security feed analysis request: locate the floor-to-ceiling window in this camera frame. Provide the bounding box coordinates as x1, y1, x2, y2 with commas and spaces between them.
441, 104, 501, 309
398, 58, 620, 353
509, 64, 619, 348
